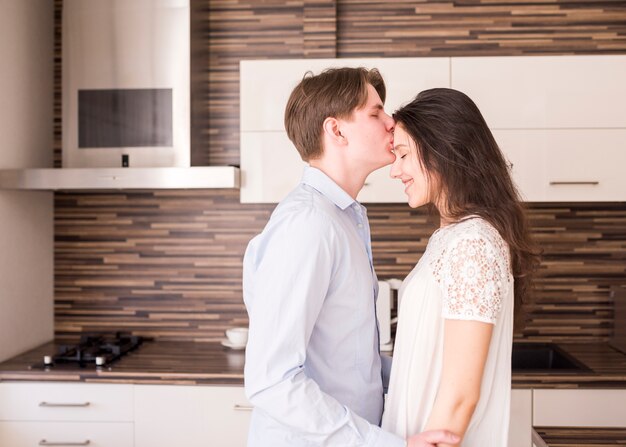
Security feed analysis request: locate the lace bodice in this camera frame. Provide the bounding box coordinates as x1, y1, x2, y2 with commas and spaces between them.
425, 217, 512, 323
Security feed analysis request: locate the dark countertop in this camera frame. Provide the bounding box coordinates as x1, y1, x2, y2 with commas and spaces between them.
512, 342, 626, 389
533, 427, 626, 446
1, 340, 626, 387
0, 340, 245, 385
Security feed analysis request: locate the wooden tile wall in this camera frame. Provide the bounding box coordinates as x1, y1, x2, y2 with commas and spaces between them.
336, 0, 626, 57
55, 190, 270, 341
53, 1, 626, 342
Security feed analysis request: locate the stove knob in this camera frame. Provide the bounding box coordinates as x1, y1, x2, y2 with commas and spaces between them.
95, 356, 105, 366
43, 356, 53, 365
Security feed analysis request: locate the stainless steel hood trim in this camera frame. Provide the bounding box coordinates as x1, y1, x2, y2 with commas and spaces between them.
0, 167, 240, 190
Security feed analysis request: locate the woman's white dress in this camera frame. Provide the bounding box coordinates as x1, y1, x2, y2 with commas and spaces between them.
381, 217, 514, 446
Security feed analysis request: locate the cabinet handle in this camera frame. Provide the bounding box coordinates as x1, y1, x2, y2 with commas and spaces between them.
549, 181, 599, 186
233, 404, 254, 411
39, 401, 90, 408
39, 440, 90, 446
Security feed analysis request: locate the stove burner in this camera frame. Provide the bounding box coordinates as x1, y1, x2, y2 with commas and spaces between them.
34, 332, 144, 369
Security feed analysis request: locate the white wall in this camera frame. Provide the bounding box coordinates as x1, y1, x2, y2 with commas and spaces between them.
0, 1, 54, 362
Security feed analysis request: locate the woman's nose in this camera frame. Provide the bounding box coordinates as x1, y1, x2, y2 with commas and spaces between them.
389, 157, 401, 178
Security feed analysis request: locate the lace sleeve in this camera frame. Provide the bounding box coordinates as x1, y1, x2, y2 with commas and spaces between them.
438, 232, 510, 324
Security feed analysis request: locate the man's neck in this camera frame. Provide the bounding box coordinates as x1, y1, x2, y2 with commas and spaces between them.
309, 159, 368, 200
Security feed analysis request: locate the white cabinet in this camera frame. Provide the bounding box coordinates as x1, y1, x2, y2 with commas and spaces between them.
0, 383, 134, 447
533, 389, 626, 427
544, 130, 626, 202
240, 55, 626, 203
509, 389, 533, 447
0, 382, 253, 447
240, 131, 304, 204
240, 57, 450, 133
451, 55, 626, 130
0, 422, 134, 447
240, 57, 450, 203
453, 55, 626, 203
509, 388, 626, 447
134, 384, 252, 447
0, 382, 133, 422
493, 129, 626, 201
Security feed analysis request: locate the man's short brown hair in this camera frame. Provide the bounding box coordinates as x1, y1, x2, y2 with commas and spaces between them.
284, 67, 386, 161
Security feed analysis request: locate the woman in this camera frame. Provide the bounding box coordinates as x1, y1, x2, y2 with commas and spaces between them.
382, 88, 539, 446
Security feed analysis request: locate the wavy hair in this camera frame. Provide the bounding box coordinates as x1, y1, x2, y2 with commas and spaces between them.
393, 88, 540, 332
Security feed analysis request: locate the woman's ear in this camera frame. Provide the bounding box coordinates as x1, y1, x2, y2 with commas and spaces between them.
322, 117, 347, 145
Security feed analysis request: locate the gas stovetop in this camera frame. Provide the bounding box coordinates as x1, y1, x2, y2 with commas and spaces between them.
31, 332, 145, 370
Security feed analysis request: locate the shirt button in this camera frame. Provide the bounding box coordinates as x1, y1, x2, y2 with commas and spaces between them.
357, 223, 363, 228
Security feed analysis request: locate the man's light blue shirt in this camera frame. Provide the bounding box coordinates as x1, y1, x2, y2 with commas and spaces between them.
243, 166, 404, 446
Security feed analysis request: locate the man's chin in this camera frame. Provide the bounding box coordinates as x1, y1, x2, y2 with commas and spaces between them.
372, 157, 396, 171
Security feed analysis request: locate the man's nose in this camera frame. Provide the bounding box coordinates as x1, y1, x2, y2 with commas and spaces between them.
384, 112, 394, 131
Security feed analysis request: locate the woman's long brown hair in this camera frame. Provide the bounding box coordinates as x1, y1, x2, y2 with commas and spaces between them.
393, 88, 540, 332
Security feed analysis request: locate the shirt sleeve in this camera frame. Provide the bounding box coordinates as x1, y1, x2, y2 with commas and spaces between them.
243, 208, 404, 447
439, 231, 510, 324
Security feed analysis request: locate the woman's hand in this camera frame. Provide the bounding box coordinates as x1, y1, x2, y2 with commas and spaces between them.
408, 429, 460, 447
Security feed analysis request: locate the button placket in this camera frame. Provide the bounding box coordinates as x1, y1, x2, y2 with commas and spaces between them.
353, 205, 365, 229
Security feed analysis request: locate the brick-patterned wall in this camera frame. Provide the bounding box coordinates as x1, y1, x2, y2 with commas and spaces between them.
54, 1, 626, 342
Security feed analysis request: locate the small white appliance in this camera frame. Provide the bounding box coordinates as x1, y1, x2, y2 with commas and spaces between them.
62, 0, 190, 168
377, 279, 402, 351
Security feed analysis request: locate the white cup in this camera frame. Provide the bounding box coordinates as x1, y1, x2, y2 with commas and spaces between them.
225, 327, 248, 346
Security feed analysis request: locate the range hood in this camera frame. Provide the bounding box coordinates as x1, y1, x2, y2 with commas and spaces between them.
0, 167, 240, 190
0, 0, 239, 191
63, 0, 190, 169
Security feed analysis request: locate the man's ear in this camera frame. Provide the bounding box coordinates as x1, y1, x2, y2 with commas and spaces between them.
322, 117, 347, 145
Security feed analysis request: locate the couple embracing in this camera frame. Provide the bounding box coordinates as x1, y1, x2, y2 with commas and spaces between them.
242, 67, 538, 447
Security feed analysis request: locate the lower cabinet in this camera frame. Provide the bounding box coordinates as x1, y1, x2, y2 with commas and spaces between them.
0, 421, 134, 447
509, 389, 626, 447
533, 389, 626, 427
0, 382, 252, 447
0, 382, 134, 447
2, 382, 624, 447
134, 384, 252, 447
509, 389, 533, 447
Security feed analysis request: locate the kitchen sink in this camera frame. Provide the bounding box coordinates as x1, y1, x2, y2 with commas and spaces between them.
511, 342, 590, 372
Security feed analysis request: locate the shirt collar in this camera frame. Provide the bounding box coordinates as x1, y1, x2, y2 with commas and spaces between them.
301, 166, 356, 211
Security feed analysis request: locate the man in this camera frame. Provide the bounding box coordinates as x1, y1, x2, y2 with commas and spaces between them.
243, 67, 459, 446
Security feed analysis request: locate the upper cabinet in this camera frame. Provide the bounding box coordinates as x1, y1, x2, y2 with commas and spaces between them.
452, 55, 626, 202
240, 55, 626, 203
494, 129, 626, 202
241, 58, 450, 132
451, 55, 626, 129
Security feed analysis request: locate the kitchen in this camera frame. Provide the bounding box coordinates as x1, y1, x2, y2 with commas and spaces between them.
0, 0, 625, 446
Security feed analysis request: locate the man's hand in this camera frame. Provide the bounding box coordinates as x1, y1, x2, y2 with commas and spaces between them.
407, 429, 460, 447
